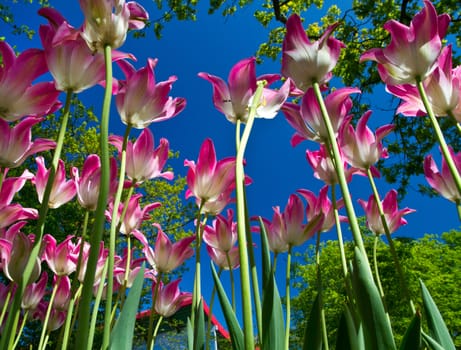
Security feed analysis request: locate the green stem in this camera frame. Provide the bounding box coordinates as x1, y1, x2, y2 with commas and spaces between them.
235, 81, 266, 349
61, 284, 82, 350
206, 268, 223, 350
373, 235, 386, 304
284, 246, 292, 350
312, 82, 367, 259
152, 315, 164, 349
225, 252, 236, 312
331, 185, 348, 278
147, 272, 163, 350
315, 232, 329, 350
103, 124, 132, 348
75, 44, 112, 350
88, 259, 109, 349
417, 79, 461, 196
366, 168, 415, 314
0, 91, 73, 350
0, 284, 12, 327
38, 276, 61, 350
12, 310, 28, 350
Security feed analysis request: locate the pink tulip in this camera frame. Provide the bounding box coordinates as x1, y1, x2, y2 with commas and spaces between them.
34, 302, 67, 331
358, 189, 415, 235
109, 128, 173, 185
114, 249, 145, 288
263, 194, 324, 252
184, 139, 236, 214
115, 58, 186, 129
298, 186, 346, 233
339, 111, 394, 175
77, 240, 108, 285
203, 209, 237, 253
305, 145, 359, 185
424, 147, 461, 203
0, 41, 60, 122
153, 279, 192, 318
282, 14, 344, 92
0, 117, 56, 169
206, 245, 240, 270
106, 194, 161, 236
22, 272, 48, 311
360, 0, 450, 85
43, 234, 79, 276
79, 0, 148, 52
33, 156, 77, 209
386, 46, 461, 121
52, 275, 71, 310
72, 154, 118, 211
141, 224, 195, 274
198, 57, 291, 123
282, 87, 360, 145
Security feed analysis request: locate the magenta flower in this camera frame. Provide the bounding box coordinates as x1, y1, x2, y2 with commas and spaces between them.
77, 240, 108, 285
387, 45, 461, 120
184, 139, 236, 214
34, 302, 67, 331
0, 41, 60, 121
298, 186, 345, 233
22, 272, 48, 311
141, 224, 195, 274
106, 194, 160, 236
79, 0, 148, 52
109, 128, 173, 185
203, 209, 237, 253
358, 189, 415, 235
282, 87, 360, 144
153, 279, 192, 318
0, 117, 56, 169
43, 234, 79, 276
52, 275, 71, 310
263, 194, 324, 253
360, 0, 450, 85
206, 245, 240, 270
339, 111, 394, 175
424, 147, 461, 203
198, 57, 291, 123
72, 154, 118, 211
281, 14, 344, 91
115, 58, 186, 129
33, 157, 77, 209
114, 250, 144, 288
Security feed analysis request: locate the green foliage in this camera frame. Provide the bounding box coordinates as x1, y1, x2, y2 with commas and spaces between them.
290, 230, 461, 348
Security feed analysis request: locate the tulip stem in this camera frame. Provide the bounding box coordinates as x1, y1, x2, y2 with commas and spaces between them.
38, 276, 61, 350
206, 267, 222, 350
372, 235, 386, 305
152, 315, 164, 349
284, 245, 292, 350
235, 81, 266, 349
0, 89, 73, 350
225, 252, 236, 311
331, 185, 348, 278
417, 79, 461, 197
312, 82, 367, 260
147, 272, 163, 350
76, 44, 112, 350
315, 232, 329, 350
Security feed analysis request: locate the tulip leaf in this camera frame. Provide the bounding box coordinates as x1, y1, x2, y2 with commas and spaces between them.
261, 273, 284, 350
351, 247, 396, 350
258, 216, 271, 291
210, 262, 244, 350
336, 303, 365, 350
399, 311, 421, 350
109, 265, 145, 350
187, 318, 193, 350
193, 298, 205, 350
302, 292, 322, 350
421, 331, 446, 350
419, 279, 455, 350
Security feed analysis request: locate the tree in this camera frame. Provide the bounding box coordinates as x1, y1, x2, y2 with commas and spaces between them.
290, 229, 461, 348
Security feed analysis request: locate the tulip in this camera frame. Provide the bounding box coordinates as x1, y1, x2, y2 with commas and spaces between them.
358, 189, 415, 235
109, 128, 173, 185
198, 57, 291, 123
0, 41, 60, 121
282, 87, 360, 144
338, 111, 394, 175
184, 139, 236, 214
72, 154, 118, 211
43, 234, 79, 276
153, 279, 192, 318
114, 249, 145, 288
298, 186, 345, 233
424, 147, 461, 203
33, 156, 77, 209
281, 14, 344, 92
203, 209, 238, 253
22, 272, 48, 311
115, 58, 186, 128
206, 245, 240, 270
360, 0, 450, 85
52, 275, 71, 310
77, 240, 108, 285
141, 224, 195, 274
79, 0, 148, 52
386, 45, 461, 121
0, 117, 56, 169
34, 302, 67, 331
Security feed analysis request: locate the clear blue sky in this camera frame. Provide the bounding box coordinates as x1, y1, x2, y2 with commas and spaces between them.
3, 0, 460, 330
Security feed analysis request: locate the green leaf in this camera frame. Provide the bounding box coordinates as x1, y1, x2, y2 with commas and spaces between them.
109, 265, 145, 350
399, 311, 421, 350
421, 331, 446, 350
335, 303, 365, 350
258, 217, 271, 291
351, 247, 396, 350
261, 273, 285, 350
193, 299, 205, 350
302, 292, 322, 350
419, 279, 456, 350
210, 262, 244, 350
187, 318, 193, 350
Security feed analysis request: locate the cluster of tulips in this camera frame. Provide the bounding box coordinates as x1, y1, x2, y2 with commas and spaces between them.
0, 0, 459, 349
